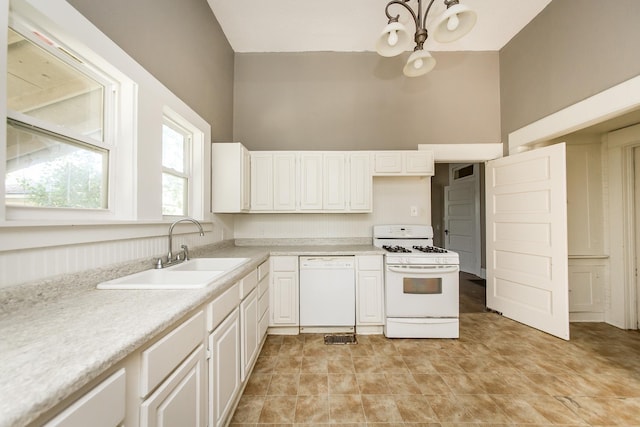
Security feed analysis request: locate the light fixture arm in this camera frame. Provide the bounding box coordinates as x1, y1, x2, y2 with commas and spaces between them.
384, 0, 437, 50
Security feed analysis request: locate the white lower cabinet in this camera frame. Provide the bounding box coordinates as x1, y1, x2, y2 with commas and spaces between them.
356, 255, 384, 331
240, 288, 259, 381
208, 307, 241, 427
140, 346, 207, 427
44, 369, 126, 427
269, 256, 299, 333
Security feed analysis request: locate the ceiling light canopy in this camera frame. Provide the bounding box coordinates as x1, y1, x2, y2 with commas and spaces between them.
376, 0, 477, 77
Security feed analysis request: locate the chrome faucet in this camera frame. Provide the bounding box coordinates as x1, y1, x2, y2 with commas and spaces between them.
156, 217, 205, 268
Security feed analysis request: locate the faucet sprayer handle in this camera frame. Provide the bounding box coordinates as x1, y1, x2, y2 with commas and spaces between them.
181, 244, 190, 261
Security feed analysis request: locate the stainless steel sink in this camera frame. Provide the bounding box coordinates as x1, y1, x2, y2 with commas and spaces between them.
97, 257, 249, 290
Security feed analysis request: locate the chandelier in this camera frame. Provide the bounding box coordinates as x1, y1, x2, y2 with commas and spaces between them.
376, 0, 477, 77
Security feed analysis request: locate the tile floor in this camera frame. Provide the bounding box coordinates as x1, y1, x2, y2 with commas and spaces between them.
230, 277, 640, 426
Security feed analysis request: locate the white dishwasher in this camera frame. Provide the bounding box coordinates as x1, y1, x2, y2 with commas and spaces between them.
299, 256, 356, 332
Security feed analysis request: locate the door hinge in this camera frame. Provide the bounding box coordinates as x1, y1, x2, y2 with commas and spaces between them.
206, 349, 212, 360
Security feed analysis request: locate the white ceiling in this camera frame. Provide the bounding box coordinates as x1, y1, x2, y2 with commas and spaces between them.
207, 0, 552, 53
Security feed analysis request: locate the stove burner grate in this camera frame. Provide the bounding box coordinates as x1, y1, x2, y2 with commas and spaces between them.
382, 245, 412, 253
412, 245, 448, 253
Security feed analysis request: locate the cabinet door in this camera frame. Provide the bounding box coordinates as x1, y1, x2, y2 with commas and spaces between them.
141, 346, 206, 427
273, 153, 297, 210
240, 288, 259, 382
270, 271, 299, 326
405, 151, 434, 174
212, 143, 249, 213
356, 255, 384, 325
299, 153, 323, 210
374, 152, 403, 173
323, 153, 346, 210
250, 153, 274, 211
349, 153, 372, 212
357, 270, 384, 324
209, 308, 241, 427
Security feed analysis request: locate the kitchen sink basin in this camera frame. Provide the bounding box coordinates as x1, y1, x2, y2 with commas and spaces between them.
96, 257, 249, 290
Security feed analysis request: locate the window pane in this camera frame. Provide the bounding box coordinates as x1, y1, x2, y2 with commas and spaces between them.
162, 173, 186, 216
6, 121, 108, 209
162, 124, 185, 172
7, 28, 105, 141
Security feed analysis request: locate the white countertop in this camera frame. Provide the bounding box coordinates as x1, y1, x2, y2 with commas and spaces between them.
0, 242, 383, 427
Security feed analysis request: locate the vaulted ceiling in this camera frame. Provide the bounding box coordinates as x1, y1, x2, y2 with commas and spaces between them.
207, 0, 553, 53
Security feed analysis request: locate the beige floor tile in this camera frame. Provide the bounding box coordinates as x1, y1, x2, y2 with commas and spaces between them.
298, 373, 328, 395
385, 372, 423, 395
428, 394, 510, 423
356, 372, 391, 394
328, 373, 360, 394
266, 373, 299, 395
258, 396, 297, 423
242, 373, 271, 396
394, 394, 439, 422
328, 394, 366, 423
351, 356, 379, 373
230, 395, 265, 424
360, 394, 404, 422
273, 356, 302, 373
412, 373, 452, 396
327, 356, 355, 373
300, 356, 329, 373
294, 395, 330, 423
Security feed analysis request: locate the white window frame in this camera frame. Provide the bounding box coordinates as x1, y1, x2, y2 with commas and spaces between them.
3, 9, 132, 222
162, 116, 192, 216
161, 107, 206, 220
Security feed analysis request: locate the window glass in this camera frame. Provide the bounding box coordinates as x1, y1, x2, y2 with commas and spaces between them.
6, 25, 111, 211
162, 119, 191, 216
6, 120, 108, 208
7, 28, 105, 142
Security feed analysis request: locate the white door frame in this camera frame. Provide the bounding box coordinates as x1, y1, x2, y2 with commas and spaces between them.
444, 163, 482, 277
508, 75, 640, 330
420, 75, 640, 330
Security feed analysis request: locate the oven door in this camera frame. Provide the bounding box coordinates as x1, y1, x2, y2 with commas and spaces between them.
385, 264, 459, 318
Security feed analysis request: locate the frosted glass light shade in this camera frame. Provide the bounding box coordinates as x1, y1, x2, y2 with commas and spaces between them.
376, 22, 412, 57
433, 3, 477, 43
403, 50, 436, 77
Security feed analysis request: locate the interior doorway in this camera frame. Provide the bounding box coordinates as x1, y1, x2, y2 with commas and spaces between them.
432, 163, 484, 278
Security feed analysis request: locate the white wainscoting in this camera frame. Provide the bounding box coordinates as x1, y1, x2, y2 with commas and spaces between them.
568, 257, 607, 322
234, 177, 431, 239
0, 227, 223, 289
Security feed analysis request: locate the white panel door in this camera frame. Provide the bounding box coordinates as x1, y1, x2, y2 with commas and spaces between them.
444, 180, 479, 275
486, 143, 569, 340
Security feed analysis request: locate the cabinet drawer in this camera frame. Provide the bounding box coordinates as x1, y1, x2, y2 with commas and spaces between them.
271, 256, 297, 271
258, 260, 270, 281
45, 369, 125, 427
258, 290, 269, 318
208, 282, 241, 331
357, 255, 382, 271
141, 311, 205, 397
240, 269, 258, 299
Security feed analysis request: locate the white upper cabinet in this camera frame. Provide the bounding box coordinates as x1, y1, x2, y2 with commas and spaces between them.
299, 153, 324, 210
211, 143, 251, 213
323, 153, 347, 211
250, 152, 275, 211
273, 153, 297, 211
373, 150, 434, 176
249, 151, 371, 213
348, 153, 372, 212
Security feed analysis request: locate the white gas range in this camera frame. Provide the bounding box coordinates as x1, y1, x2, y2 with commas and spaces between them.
373, 225, 460, 338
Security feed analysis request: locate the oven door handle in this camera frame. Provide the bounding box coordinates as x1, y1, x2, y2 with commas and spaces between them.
387, 265, 459, 274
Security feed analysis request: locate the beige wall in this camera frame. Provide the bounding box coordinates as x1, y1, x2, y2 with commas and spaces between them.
500, 0, 640, 141
233, 51, 501, 151
66, 0, 235, 141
